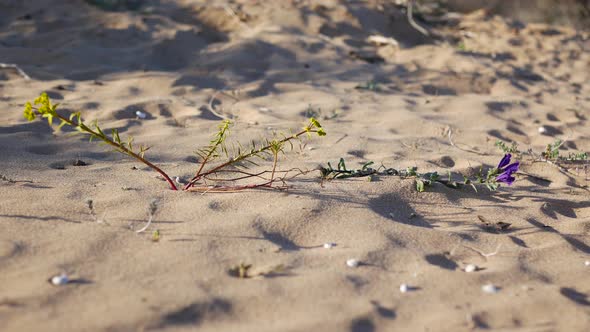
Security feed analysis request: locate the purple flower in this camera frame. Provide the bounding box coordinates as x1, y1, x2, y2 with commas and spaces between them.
495, 154, 519, 185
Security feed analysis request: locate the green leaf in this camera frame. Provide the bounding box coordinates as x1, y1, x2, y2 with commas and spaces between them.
57, 119, 69, 130
416, 179, 425, 192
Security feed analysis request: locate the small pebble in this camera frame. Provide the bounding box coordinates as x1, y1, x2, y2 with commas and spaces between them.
482, 284, 499, 294
135, 111, 147, 119
49, 273, 69, 286
585, 260, 590, 266
538, 126, 547, 134
399, 283, 409, 293
323, 242, 335, 249
464, 264, 477, 273
346, 259, 359, 268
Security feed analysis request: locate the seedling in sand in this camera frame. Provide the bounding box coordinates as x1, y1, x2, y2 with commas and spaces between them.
355, 80, 380, 92
23, 93, 326, 192
228, 263, 287, 279
152, 229, 161, 242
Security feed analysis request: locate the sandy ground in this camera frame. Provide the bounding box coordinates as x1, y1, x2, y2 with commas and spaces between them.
1, 1, 590, 331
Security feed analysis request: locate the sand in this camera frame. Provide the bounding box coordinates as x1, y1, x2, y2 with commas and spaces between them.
1, 1, 589, 331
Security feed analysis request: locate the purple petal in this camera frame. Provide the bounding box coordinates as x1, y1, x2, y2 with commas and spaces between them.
496, 173, 516, 185
497, 154, 512, 169
503, 162, 520, 174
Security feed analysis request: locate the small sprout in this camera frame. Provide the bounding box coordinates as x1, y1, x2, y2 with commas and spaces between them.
85, 198, 94, 213
152, 229, 160, 242
355, 80, 380, 91
495, 140, 519, 154
148, 199, 158, 216
85, 198, 97, 222
464, 264, 477, 273
346, 258, 360, 268
481, 284, 500, 294
229, 263, 252, 279
323, 242, 335, 249
48, 273, 69, 286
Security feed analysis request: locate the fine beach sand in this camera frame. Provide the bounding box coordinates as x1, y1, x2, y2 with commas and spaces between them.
1, 1, 589, 331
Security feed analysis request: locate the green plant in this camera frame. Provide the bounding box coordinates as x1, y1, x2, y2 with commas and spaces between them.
320, 154, 520, 192
182, 118, 325, 191
23, 93, 326, 192
355, 80, 380, 91
495, 140, 520, 154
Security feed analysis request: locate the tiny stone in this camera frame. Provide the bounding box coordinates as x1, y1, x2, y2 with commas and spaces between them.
464, 264, 477, 273
49, 274, 69, 286
136, 111, 147, 119
585, 260, 590, 266
399, 283, 409, 293
323, 242, 335, 249
538, 126, 547, 134
482, 284, 499, 294
346, 259, 359, 268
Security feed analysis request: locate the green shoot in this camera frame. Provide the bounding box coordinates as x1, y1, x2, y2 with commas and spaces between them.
24, 93, 178, 190
183, 118, 326, 191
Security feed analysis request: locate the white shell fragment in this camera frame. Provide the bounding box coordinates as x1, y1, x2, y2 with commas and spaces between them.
399, 283, 409, 293
482, 284, 499, 294
585, 260, 590, 266
538, 126, 547, 134
367, 35, 399, 47
135, 110, 147, 119
346, 259, 359, 268
49, 273, 69, 286
464, 264, 477, 273
323, 242, 335, 249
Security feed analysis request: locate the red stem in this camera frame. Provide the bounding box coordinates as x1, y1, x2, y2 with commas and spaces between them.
51, 111, 178, 190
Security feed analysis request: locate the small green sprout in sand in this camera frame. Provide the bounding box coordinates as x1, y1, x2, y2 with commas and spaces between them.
152, 229, 161, 242
230, 263, 252, 279
228, 263, 287, 279
355, 80, 380, 91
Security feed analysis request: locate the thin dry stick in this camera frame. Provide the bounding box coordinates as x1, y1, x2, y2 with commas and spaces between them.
406, 0, 430, 37
0, 63, 30, 80
222, 4, 252, 31
448, 127, 488, 156
462, 243, 502, 261
207, 90, 231, 120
